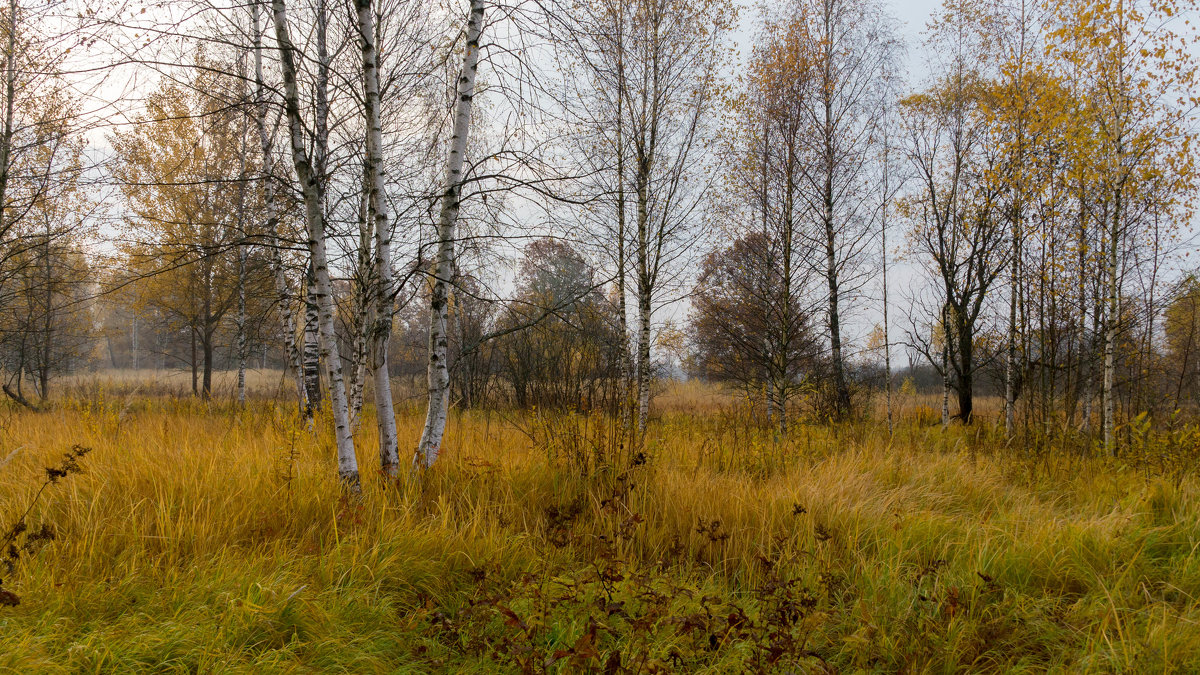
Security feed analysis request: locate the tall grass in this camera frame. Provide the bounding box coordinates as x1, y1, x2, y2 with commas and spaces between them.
0, 386, 1198, 672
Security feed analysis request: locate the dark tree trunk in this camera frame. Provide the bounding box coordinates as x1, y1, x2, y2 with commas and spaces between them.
191, 328, 199, 396
202, 331, 214, 399
956, 327, 973, 423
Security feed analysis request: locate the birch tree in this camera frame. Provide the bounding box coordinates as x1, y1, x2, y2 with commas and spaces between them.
251, 0, 308, 412
793, 0, 899, 419
271, 0, 360, 487
552, 0, 636, 418
623, 0, 733, 433
414, 0, 485, 469
717, 9, 822, 432
354, 0, 400, 475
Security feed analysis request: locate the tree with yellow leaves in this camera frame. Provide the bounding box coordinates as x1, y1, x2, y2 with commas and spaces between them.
0, 0, 95, 406
112, 66, 274, 399
1044, 0, 1199, 453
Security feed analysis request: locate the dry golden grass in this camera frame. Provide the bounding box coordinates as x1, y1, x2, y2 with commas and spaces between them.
0, 381, 1197, 672
56, 369, 301, 400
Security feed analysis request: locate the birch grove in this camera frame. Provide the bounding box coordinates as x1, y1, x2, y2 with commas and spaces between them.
354, 0, 400, 475
19, 0, 1197, 488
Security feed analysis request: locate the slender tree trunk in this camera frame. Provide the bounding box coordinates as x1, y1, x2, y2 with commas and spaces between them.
235, 115, 250, 408
1039, 224, 1050, 440
1006, 213, 1019, 435
271, 0, 360, 487
251, 0, 307, 412
634, 137, 653, 434
38, 220, 52, 400
615, 47, 632, 423
0, 0, 17, 263
302, 265, 323, 412
824, 219, 849, 417
629, 5, 664, 437
237, 246, 247, 406
1103, 185, 1120, 456
278, 275, 308, 412
1077, 189, 1091, 433
1085, 271, 1103, 433
616, 193, 631, 419
820, 36, 849, 420
958, 328, 973, 423
777, 136, 796, 436
881, 141, 892, 436
203, 329, 214, 399
355, 0, 400, 474
941, 313, 950, 429
348, 184, 371, 430
414, 0, 484, 469
191, 326, 198, 395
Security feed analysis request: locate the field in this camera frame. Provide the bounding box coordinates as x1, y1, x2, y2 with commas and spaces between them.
1, 376, 1199, 672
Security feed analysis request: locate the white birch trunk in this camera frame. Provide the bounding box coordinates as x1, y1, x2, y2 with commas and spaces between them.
276, 273, 307, 413
0, 0, 16, 314
302, 270, 323, 412
941, 314, 950, 429
348, 186, 371, 431
636, 279, 651, 434
252, 0, 308, 412
612, 6, 634, 428
414, 0, 484, 469
1102, 123, 1125, 456
1077, 197, 1092, 434
1006, 182, 1024, 436
355, 0, 400, 475
1103, 198, 1119, 456
271, 0, 359, 487
634, 153, 652, 436
1082, 278, 1099, 434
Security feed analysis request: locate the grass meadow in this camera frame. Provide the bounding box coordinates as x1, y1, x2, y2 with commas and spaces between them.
0, 375, 1199, 672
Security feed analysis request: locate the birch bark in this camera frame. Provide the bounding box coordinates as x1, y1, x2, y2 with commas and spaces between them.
355, 0, 400, 473
251, 0, 307, 412
414, 0, 484, 469
348, 184, 371, 431
302, 268, 322, 412
271, 0, 360, 487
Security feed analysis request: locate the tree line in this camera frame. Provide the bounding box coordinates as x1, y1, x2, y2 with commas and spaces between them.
0, 0, 1196, 486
